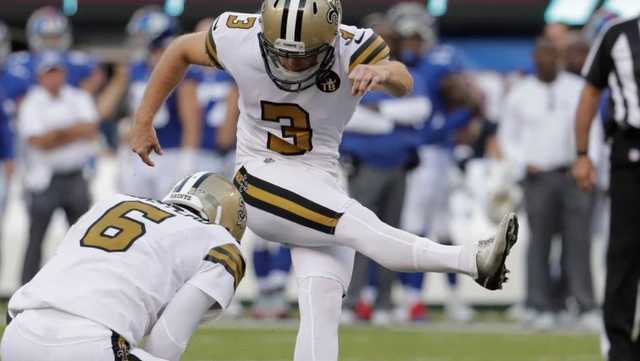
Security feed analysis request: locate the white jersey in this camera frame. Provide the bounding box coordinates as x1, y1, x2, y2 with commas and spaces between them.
8, 194, 244, 346
206, 12, 390, 173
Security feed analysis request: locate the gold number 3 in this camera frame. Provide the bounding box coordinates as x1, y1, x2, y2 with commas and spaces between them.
261, 101, 313, 156
226, 15, 257, 29
80, 201, 174, 252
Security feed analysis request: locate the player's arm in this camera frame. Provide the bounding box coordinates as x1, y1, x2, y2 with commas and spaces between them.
131, 31, 212, 166
144, 283, 216, 361
572, 24, 613, 191
215, 84, 239, 151
572, 83, 601, 190
349, 59, 413, 97
347, 29, 412, 97
146, 242, 244, 360
96, 63, 129, 121
26, 123, 98, 150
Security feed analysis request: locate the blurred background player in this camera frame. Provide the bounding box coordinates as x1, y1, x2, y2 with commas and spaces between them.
339, 12, 425, 325
392, 3, 478, 323
499, 37, 599, 331
0, 21, 21, 281
247, 229, 292, 320
118, 7, 201, 199
6, 6, 104, 99
17, 51, 99, 284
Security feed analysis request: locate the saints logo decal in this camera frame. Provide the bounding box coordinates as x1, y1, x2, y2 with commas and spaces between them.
317, 70, 341, 93
326, 0, 341, 25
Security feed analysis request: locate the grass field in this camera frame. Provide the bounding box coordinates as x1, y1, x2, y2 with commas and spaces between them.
0, 320, 602, 361
180, 323, 600, 361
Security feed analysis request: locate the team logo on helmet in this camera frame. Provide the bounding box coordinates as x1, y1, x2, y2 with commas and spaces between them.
327, 0, 341, 25
237, 199, 247, 229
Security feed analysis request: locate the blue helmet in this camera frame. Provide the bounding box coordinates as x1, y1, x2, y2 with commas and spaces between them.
388, 2, 437, 47
0, 21, 10, 64
127, 6, 178, 51
26, 7, 72, 52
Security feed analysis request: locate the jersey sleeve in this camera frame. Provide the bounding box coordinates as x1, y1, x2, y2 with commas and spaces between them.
341, 26, 391, 74
187, 242, 245, 309
582, 23, 616, 89
205, 16, 225, 70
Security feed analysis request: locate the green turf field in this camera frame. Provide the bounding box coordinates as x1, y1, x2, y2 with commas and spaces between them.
0, 322, 601, 361
181, 326, 599, 361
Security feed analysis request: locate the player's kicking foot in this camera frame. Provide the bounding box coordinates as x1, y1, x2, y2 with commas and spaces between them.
475, 213, 519, 290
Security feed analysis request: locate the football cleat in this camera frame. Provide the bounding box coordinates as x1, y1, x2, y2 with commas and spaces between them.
475, 212, 518, 290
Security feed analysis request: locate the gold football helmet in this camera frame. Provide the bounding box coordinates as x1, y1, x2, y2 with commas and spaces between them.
164, 172, 247, 242
259, 0, 342, 92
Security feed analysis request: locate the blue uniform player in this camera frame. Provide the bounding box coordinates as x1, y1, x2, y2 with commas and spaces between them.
0, 22, 27, 246
5, 7, 102, 98
118, 7, 201, 199
389, 3, 479, 323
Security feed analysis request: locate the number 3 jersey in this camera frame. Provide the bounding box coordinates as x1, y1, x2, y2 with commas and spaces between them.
207, 12, 390, 173
8, 194, 245, 346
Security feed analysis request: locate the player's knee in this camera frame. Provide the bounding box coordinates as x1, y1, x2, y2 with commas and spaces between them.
298, 276, 343, 319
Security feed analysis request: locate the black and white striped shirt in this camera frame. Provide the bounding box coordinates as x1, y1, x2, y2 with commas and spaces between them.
582, 16, 640, 129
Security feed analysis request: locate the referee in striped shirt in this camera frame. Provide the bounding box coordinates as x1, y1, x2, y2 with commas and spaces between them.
573, 16, 640, 360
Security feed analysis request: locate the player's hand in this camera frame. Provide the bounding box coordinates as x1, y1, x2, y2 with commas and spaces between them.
349, 64, 390, 97
130, 120, 163, 167
572, 155, 596, 192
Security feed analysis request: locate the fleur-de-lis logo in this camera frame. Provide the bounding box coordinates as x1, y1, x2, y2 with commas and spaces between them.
238, 200, 247, 223
326, 0, 341, 25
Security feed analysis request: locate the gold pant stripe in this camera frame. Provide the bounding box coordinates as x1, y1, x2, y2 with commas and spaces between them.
246, 184, 339, 229
234, 167, 343, 234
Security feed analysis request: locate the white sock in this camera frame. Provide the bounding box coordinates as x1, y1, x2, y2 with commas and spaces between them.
294, 276, 343, 361
335, 201, 477, 277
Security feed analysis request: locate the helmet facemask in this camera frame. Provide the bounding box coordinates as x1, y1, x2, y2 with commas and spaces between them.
259, 33, 335, 92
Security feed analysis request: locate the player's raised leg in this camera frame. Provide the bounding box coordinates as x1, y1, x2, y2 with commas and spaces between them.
235, 159, 518, 291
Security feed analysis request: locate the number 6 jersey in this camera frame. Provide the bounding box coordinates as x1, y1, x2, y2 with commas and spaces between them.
206, 12, 390, 173
8, 194, 245, 346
